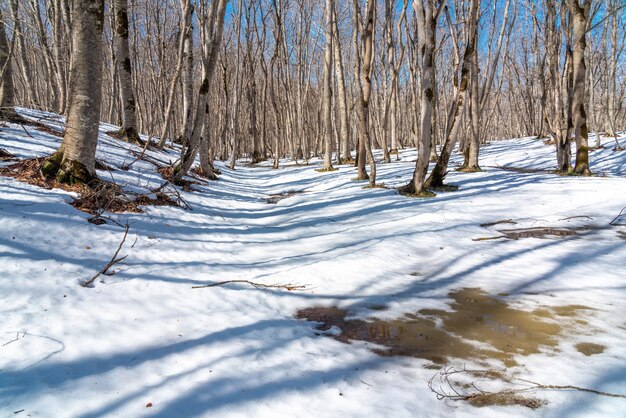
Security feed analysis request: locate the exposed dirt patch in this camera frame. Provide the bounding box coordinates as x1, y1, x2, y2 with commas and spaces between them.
0, 158, 85, 192
0, 158, 179, 217
297, 288, 596, 367
157, 165, 198, 191
498, 227, 589, 240
467, 392, 545, 409
267, 191, 304, 204
575, 342, 605, 356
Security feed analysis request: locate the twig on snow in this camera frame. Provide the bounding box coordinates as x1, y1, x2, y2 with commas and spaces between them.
2, 331, 26, 347
472, 236, 506, 241
81, 224, 130, 287
609, 207, 626, 226
19, 124, 35, 139
428, 367, 626, 406
557, 215, 593, 222
192, 279, 307, 291
480, 219, 517, 227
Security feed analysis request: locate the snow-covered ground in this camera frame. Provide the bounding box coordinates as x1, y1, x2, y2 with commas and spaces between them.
1, 109, 625, 417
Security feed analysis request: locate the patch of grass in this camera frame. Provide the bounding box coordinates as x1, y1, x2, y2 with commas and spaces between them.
315, 167, 339, 173
467, 393, 545, 409
362, 183, 387, 189
432, 184, 459, 192
399, 189, 437, 198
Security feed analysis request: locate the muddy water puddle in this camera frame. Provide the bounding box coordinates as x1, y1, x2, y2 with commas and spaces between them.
297, 288, 595, 367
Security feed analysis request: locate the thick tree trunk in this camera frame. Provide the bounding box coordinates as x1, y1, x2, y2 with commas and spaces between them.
322, 0, 334, 171
462, 22, 482, 172
173, 0, 228, 183
43, 0, 105, 185
114, 0, 141, 144
403, 0, 445, 195
353, 0, 376, 185
569, 0, 591, 175
0, 9, 19, 121
332, 5, 351, 163
426, 0, 478, 189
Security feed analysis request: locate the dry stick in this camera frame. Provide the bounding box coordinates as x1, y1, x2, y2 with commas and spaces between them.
609, 207, 626, 226
81, 224, 130, 288
515, 378, 626, 399
480, 219, 517, 227
557, 215, 593, 221
429, 368, 626, 402
472, 236, 507, 241
192, 279, 307, 291
2, 331, 26, 347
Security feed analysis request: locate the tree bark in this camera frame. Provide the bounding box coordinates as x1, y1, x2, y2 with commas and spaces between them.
322, 0, 335, 171
114, 0, 141, 144
173, 0, 229, 183
569, 0, 591, 175
42, 0, 105, 185
0, 9, 19, 121
426, 0, 478, 189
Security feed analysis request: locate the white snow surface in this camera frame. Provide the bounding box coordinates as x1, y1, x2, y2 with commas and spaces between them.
1, 109, 626, 418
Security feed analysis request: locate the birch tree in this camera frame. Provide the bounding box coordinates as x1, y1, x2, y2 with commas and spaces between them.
114, 0, 142, 144
321, 0, 335, 171
0, 8, 19, 121
401, 0, 446, 196
42, 0, 105, 184
569, 0, 591, 175
173, 0, 229, 183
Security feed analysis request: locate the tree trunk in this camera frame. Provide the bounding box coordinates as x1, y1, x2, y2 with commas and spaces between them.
173, 0, 229, 183
322, 0, 334, 171
42, 0, 105, 185
332, 4, 351, 163
403, 0, 444, 195
0, 9, 19, 121
426, 0, 479, 189
114, 0, 141, 144
569, 0, 591, 175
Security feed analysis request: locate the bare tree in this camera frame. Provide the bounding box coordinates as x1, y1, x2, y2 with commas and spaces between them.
353, 0, 377, 185
42, 0, 105, 184
321, 0, 335, 171
173, 0, 229, 183
114, 0, 141, 144
0, 8, 19, 121
569, 0, 591, 175
402, 0, 446, 196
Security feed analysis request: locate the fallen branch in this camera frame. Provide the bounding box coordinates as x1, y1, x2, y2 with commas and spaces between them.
610, 207, 626, 226
429, 367, 626, 409
81, 224, 130, 287
192, 279, 307, 291
2, 331, 26, 347
515, 377, 626, 399
480, 219, 517, 227
472, 236, 506, 241
557, 215, 593, 222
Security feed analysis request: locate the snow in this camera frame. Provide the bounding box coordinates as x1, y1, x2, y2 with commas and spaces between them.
1, 108, 625, 417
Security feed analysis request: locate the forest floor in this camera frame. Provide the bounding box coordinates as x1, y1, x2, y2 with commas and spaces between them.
1, 108, 626, 418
